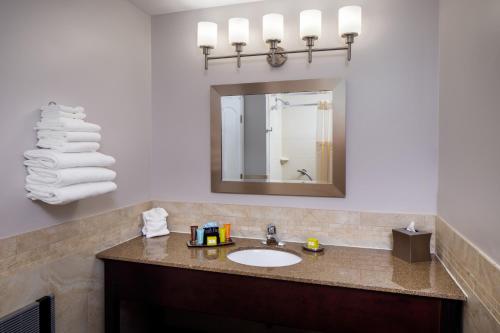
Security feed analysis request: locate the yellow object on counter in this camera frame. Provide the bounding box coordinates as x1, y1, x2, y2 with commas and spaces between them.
307, 238, 319, 249
207, 236, 218, 246
219, 226, 226, 243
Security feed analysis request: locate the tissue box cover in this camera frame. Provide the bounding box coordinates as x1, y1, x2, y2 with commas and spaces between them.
392, 228, 431, 263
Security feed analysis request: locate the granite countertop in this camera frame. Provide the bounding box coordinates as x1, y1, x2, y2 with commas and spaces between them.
97, 232, 466, 301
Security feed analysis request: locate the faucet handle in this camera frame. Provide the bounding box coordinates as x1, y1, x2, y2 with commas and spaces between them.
267, 223, 276, 235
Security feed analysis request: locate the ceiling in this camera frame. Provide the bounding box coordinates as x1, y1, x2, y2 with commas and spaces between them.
128, 0, 264, 15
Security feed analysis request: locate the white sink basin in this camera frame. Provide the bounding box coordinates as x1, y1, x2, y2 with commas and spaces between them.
227, 248, 302, 267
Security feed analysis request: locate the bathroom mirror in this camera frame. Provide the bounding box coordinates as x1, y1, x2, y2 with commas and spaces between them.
211, 79, 345, 197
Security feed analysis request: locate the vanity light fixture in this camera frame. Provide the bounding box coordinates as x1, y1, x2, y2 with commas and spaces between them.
228, 17, 249, 68
197, 6, 362, 70
338, 5, 362, 61
197, 21, 218, 70
300, 9, 322, 63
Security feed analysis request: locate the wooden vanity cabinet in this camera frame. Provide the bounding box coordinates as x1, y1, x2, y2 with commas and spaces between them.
103, 260, 462, 333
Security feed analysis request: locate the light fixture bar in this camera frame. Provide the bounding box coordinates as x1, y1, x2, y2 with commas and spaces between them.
207, 46, 349, 60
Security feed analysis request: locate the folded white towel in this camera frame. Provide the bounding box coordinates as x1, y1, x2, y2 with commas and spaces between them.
41, 105, 85, 114
24, 150, 115, 169
36, 118, 101, 132
37, 130, 101, 143
36, 139, 100, 152
27, 167, 116, 187
26, 181, 117, 205
41, 110, 86, 120
142, 208, 170, 238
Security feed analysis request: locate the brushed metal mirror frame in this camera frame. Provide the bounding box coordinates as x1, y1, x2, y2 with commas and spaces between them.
211, 78, 346, 197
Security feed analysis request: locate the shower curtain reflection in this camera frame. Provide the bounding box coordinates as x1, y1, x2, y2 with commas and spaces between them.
316, 101, 333, 183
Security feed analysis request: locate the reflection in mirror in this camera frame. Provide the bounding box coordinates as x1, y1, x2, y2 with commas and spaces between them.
221, 88, 341, 184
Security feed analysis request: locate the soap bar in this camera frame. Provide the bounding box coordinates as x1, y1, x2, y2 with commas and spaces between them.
207, 236, 217, 246
307, 238, 319, 249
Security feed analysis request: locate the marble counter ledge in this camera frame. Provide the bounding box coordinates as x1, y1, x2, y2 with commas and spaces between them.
97, 232, 466, 301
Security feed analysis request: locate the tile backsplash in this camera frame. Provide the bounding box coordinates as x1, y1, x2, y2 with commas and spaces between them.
0, 200, 436, 332
155, 201, 436, 251
436, 217, 500, 332
0, 201, 152, 333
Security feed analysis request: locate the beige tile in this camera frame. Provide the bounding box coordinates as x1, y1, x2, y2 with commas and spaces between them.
360, 212, 434, 230
88, 287, 105, 333
452, 263, 499, 333
0, 265, 51, 319
0, 201, 153, 330
201, 203, 250, 218
436, 217, 500, 331
1, 200, 444, 331
246, 205, 287, 220
309, 209, 361, 225
15, 228, 51, 254
0, 236, 17, 258
160, 201, 204, 217
156, 201, 436, 251
45, 220, 82, 244
0, 255, 17, 277
55, 290, 89, 333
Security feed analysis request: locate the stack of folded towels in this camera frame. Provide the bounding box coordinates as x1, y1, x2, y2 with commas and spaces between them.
24, 104, 117, 205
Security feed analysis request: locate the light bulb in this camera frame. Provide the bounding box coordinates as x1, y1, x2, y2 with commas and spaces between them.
263, 13, 284, 42
338, 6, 362, 37
197, 21, 217, 48
300, 9, 322, 39
228, 18, 249, 45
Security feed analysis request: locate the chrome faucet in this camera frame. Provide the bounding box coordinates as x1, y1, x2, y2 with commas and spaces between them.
265, 223, 283, 246
297, 169, 313, 181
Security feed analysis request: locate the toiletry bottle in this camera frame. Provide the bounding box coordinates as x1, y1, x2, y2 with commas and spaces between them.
196, 228, 205, 245
190, 226, 198, 244
219, 226, 226, 243
224, 223, 231, 240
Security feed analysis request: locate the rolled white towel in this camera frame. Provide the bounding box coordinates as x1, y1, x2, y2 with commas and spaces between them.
41, 105, 84, 114
24, 150, 115, 169
27, 167, 116, 187
26, 181, 117, 205
142, 207, 168, 223
37, 130, 101, 143
142, 208, 170, 238
41, 110, 86, 120
37, 139, 100, 152
36, 118, 100, 132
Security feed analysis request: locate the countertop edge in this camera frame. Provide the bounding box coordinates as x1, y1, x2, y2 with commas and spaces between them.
97, 252, 467, 302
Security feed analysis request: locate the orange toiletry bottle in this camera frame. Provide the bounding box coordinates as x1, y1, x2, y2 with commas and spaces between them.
224, 223, 231, 240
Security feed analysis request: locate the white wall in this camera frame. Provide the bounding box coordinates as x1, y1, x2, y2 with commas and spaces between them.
151, 0, 439, 214
438, 0, 500, 263
0, 0, 152, 238
280, 93, 323, 181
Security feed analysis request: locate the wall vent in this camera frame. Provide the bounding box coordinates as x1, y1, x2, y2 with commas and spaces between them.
0, 295, 55, 333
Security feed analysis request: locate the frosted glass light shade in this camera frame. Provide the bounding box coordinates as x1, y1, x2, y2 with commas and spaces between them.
228, 18, 249, 45
263, 13, 284, 41
300, 9, 322, 39
197, 21, 217, 48
338, 6, 362, 36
